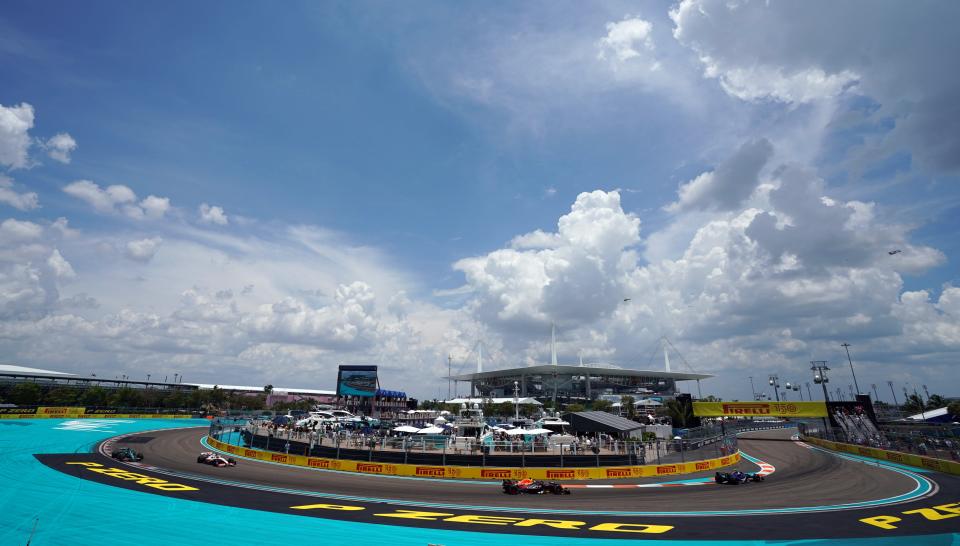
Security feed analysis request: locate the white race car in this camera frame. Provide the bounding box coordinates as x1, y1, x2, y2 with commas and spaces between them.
197, 451, 237, 467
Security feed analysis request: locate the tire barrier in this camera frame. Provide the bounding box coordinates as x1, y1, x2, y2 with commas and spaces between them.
802, 435, 960, 475
206, 435, 742, 481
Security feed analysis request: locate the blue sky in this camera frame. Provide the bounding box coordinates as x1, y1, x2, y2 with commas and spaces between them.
1, 1, 958, 400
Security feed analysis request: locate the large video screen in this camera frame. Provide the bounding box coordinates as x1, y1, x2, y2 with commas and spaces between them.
337, 365, 378, 397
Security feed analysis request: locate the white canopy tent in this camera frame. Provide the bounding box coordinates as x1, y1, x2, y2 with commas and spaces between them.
503, 427, 552, 436
417, 426, 446, 434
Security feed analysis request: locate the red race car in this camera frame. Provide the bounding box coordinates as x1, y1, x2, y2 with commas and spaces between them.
197, 451, 237, 467
502, 478, 570, 495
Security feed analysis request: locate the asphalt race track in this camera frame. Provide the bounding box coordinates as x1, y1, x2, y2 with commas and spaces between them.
33, 425, 960, 542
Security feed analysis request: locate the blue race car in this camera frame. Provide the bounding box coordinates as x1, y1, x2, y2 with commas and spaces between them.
715, 471, 764, 484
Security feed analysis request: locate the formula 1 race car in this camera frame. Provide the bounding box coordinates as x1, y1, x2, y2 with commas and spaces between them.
715, 471, 764, 485
111, 447, 144, 462
197, 451, 237, 467
502, 479, 571, 495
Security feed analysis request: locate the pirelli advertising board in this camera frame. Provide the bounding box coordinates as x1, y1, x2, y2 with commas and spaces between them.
0, 406, 197, 419
693, 401, 827, 418
206, 437, 741, 481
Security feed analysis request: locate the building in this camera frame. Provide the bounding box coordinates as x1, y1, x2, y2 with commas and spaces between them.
448, 363, 712, 403
0, 364, 405, 415
0, 364, 197, 393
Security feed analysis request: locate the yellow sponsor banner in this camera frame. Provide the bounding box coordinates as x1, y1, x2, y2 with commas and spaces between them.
0, 407, 196, 419
803, 436, 960, 476
206, 437, 740, 481
37, 406, 86, 417
693, 401, 827, 418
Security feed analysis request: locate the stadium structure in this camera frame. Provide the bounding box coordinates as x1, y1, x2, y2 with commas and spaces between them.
446, 332, 712, 403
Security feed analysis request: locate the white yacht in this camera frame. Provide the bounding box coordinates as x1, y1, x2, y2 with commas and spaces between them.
453, 403, 487, 439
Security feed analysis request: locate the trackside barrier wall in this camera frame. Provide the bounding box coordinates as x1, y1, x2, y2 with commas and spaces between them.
0, 406, 196, 419
802, 435, 960, 476
206, 436, 741, 480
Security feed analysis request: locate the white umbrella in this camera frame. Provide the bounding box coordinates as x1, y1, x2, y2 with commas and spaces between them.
417, 426, 445, 434
504, 428, 531, 436
393, 425, 420, 433
434, 416, 447, 423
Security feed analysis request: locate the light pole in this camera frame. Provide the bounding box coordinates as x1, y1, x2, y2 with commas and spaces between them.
796, 382, 804, 401
841, 343, 860, 394
768, 375, 781, 402
888, 381, 898, 407
749, 376, 756, 401
806, 382, 813, 401
513, 381, 519, 421
871, 384, 879, 403
811, 361, 830, 402
785, 381, 802, 401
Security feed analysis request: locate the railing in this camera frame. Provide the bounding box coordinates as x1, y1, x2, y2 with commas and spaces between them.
208, 418, 739, 469
799, 422, 960, 463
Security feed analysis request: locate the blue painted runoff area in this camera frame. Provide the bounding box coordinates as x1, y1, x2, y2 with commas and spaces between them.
0, 418, 956, 545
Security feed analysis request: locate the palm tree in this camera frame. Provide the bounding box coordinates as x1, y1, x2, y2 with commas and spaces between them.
926, 394, 948, 410
591, 399, 614, 413
666, 398, 694, 428
903, 393, 925, 414
948, 401, 960, 420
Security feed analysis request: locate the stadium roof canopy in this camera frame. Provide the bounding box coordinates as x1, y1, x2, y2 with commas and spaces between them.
0, 364, 76, 377
446, 397, 543, 406
188, 383, 336, 396
449, 364, 711, 381
561, 411, 646, 434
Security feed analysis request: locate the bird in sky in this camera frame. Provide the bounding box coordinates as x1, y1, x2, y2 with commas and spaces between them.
888, 249, 902, 255
623, 298, 632, 302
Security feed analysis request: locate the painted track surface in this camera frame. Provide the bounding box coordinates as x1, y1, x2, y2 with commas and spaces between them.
9, 418, 960, 545
124, 427, 921, 512
87, 425, 960, 540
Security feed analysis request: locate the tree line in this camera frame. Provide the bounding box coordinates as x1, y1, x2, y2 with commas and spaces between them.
0, 382, 268, 411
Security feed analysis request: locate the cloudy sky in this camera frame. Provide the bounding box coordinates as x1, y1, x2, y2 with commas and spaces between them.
1, 1, 958, 402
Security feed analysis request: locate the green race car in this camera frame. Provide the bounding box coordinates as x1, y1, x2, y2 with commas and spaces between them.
111, 447, 144, 462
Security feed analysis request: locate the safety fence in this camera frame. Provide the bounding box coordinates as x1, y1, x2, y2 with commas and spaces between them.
802, 435, 960, 476
214, 422, 740, 469
206, 434, 741, 481
216, 419, 739, 468
0, 406, 199, 419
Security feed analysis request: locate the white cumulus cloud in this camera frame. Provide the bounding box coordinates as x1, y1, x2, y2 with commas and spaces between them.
0, 175, 39, 211
667, 138, 774, 212
63, 180, 170, 220
125, 237, 163, 263
199, 203, 228, 225
47, 249, 75, 279
44, 132, 77, 163
670, 0, 960, 172
0, 103, 35, 169
597, 17, 657, 65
